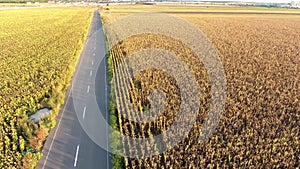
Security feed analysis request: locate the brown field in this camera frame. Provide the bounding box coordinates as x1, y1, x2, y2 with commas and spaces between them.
102, 5, 300, 168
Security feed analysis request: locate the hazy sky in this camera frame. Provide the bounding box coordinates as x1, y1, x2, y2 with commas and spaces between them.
212, 0, 292, 3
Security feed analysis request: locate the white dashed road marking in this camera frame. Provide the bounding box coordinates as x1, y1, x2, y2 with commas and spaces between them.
83, 106, 86, 119
74, 145, 80, 167
87, 85, 90, 93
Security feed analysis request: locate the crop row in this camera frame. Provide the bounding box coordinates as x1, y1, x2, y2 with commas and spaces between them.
104, 10, 300, 168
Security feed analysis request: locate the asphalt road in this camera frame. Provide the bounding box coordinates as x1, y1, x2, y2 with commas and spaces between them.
36, 10, 111, 169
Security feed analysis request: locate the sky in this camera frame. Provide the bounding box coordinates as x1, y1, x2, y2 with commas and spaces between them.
209, 0, 292, 3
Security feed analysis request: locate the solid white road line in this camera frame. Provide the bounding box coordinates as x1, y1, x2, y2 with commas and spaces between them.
74, 145, 80, 167
90, 70, 93, 77
105, 56, 109, 168
42, 87, 72, 169
87, 85, 90, 93
83, 106, 86, 119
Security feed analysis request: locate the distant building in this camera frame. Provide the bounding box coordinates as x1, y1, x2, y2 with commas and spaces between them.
291, 1, 300, 7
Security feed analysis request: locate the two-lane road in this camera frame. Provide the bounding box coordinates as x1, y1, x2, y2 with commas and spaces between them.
36, 10, 110, 169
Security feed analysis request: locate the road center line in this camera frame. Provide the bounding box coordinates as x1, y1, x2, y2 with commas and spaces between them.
74, 145, 80, 167
90, 70, 93, 77
83, 106, 86, 119
87, 85, 90, 93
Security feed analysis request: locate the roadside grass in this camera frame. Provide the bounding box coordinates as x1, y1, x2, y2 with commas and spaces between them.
103, 27, 125, 169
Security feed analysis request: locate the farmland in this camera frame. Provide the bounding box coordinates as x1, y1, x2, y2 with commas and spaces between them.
102, 5, 300, 168
0, 7, 92, 168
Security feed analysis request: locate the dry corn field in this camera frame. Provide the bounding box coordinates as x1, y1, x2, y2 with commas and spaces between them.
102, 6, 300, 168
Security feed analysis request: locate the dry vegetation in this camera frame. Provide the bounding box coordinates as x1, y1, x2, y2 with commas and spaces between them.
103, 5, 300, 168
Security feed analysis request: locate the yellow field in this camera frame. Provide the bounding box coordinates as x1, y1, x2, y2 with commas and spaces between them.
102, 5, 300, 168
0, 7, 93, 168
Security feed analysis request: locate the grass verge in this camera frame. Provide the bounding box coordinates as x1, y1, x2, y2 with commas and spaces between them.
101, 14, 125, 169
